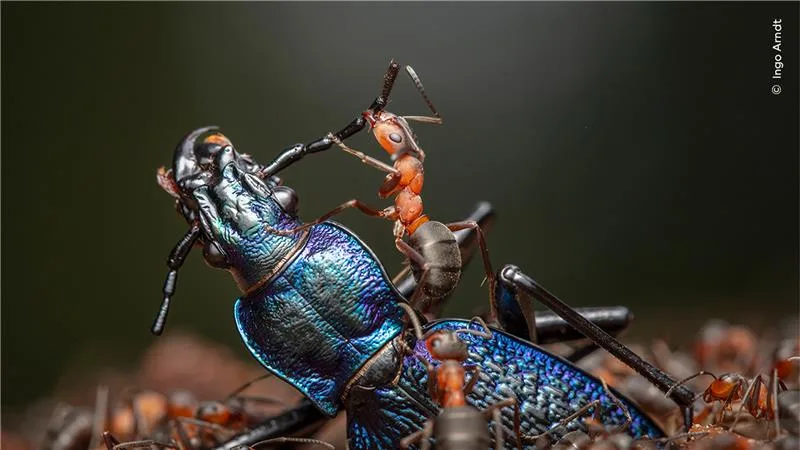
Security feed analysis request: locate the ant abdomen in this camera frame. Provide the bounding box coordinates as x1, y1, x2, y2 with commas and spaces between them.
408, 221, 462, 304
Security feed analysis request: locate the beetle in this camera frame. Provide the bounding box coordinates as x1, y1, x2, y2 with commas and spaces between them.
149, 62, 697, 448
150, 129, 695, 448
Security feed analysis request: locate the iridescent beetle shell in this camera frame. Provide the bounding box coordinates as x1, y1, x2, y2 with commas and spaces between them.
161, 129, 666, 449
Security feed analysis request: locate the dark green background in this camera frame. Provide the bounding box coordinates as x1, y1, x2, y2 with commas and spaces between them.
2, 2, 798, 418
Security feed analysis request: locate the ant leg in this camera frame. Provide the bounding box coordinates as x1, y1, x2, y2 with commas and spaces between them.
112, 439, 176, 450
250, 437, 334, 449
175, 417, 235, 448
151, 222, 201, 336
769, 369, 780, 437
481, 397, 522, 449
392, 264, 413, 287
395, 239, 433, 310
445, 221, 497, 320
328, 133, 400, 175
170, 417, 193, 450
88, 385, 109, 450
730, 376, 759, 428
175, 417, 231, 434
264, 200, 397, 236
399, 420, 434, 450
495, 264, 696, 431
463, 365, 481, 394
519, 400, 601, 445
491, 407, 504, 450
600, 377, 632, 434
395, 203, 496, 312
103, 432, 120, 450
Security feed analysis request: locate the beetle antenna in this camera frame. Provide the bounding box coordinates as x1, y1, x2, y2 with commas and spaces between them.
151, 223, 201, 335
371, 60, 400, 113
405, 66, 440, 119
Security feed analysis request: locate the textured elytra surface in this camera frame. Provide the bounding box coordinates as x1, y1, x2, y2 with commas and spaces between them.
346, 320, 664, 450
235, 222, 406, 416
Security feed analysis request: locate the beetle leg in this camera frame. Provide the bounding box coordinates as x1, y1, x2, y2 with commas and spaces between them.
258, 61, 400, 178
495, 264, 696, 432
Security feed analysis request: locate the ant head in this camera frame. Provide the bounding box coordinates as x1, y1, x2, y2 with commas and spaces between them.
133, 391, 169, 428
363, 111, 421, 159
196, 401, 234, 425
167, 390, 199, 418
425, 331, 468, 362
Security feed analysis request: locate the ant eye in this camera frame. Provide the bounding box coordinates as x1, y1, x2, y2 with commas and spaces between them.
389, 132, 403, 143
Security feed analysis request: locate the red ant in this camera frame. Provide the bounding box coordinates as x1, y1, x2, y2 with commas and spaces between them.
395, 303, 518, 449
265, 61, 496, 318
665, 369, 790, 434
46, 373, 286, 450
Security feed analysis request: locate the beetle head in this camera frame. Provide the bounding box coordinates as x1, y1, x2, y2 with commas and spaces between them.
157, 127, 304, 291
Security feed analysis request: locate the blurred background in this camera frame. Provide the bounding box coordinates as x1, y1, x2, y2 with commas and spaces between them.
2, 2, 798, 424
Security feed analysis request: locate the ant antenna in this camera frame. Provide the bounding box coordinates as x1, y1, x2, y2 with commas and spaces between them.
398, 303, 425, 340
664, 371, 716, 398
455, 316, 493, 339
599, 377, 632, 434
224, 373, 274, 401
405, 65, 441, 119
